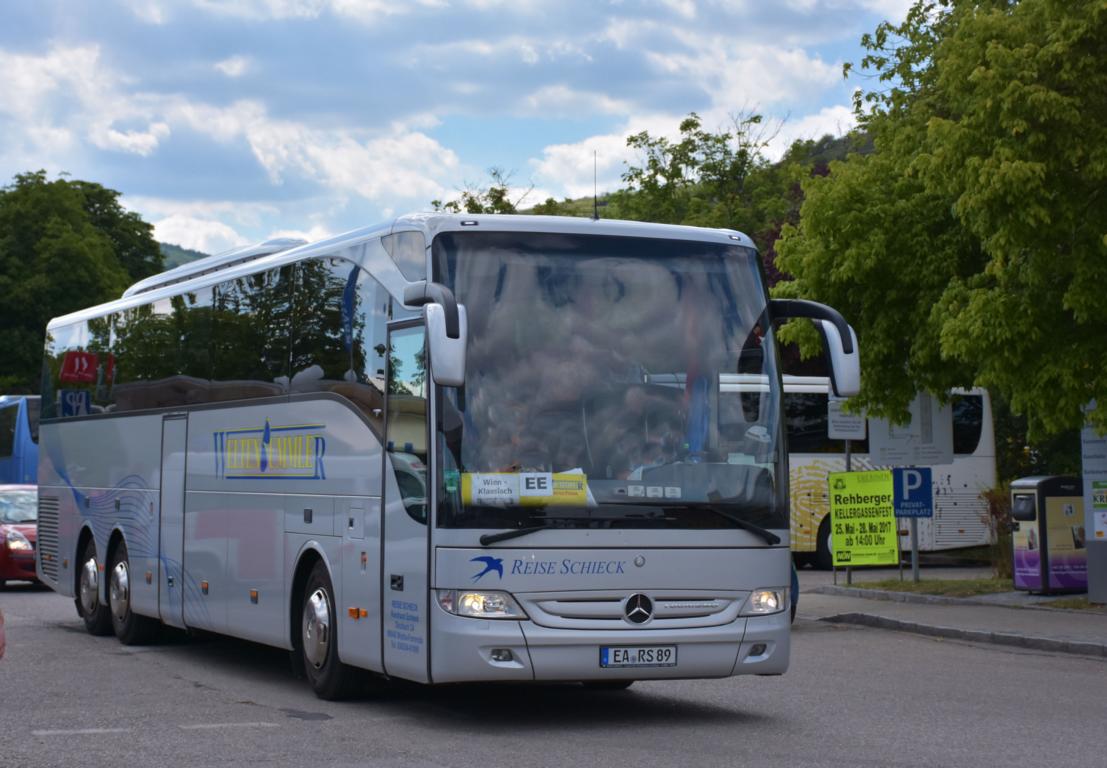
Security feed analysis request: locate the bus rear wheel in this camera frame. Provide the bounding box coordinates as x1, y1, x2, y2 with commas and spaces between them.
109, 541, 158, 645
301, 561, 360, 700
75, 539, 112, 636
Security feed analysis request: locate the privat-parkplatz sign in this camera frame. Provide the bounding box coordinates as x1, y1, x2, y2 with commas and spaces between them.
892, 467, 933, 518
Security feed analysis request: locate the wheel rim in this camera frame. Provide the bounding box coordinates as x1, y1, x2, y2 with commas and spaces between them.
302, 588, 331, 670
109, 560, 130, 622
79, 557, 99, 615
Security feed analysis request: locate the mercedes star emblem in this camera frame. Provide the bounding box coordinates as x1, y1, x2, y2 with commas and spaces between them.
624, 593, 654, 624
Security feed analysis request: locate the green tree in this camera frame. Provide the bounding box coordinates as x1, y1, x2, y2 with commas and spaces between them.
432, 168, 532, 214
0, 171, 160, 391
776, 0, 1107, 438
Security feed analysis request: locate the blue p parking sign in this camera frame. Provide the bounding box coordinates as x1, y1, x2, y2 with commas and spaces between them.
893, 467, 933, 518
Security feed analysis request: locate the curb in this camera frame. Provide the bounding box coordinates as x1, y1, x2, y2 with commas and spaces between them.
812, 585, 985, 607
810, 584, 1099, 613
819, 612, 1107, 658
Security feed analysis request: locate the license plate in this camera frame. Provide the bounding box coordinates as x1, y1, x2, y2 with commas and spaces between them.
599, 645, 677, 668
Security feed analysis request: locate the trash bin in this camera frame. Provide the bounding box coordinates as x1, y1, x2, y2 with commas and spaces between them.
1010, 476, 1088, 594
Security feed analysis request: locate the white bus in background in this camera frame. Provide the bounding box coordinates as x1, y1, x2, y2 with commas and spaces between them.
784, 376, 997, 568
36, 214, 860, 699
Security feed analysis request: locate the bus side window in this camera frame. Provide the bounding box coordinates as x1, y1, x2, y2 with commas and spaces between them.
210, 267, 292, 401
288, 257, 388, 435
0, 406, 15, 457
952, 394, 983, 456
783, 392, 869, 454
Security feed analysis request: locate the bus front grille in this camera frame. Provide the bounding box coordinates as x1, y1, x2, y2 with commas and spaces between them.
36, 495, 60, 583
517, 591, 744, 630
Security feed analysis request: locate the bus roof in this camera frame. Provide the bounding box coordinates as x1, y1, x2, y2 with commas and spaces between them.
48, 214, 757, 331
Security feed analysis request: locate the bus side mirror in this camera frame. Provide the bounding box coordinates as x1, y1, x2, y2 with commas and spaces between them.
405, 281, 468, 387
768, 299, 861, 397
426, 303, 467, 387
819, 319, 860, 398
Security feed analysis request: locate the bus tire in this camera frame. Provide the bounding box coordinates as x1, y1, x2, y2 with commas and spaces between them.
75, 538, 113, 636
108, 541, 158, 645
301, 561, 359, 700
814, 516, 833, 571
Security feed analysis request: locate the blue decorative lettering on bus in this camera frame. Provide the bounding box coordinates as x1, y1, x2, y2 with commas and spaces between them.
213, 419, 327, 480
509, 559, 626, 575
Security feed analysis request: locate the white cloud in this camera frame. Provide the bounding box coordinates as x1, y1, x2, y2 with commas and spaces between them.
0, 44, 174, 159
648, 35, 841, 108
529, 113, 683, 200
765, 104, 856, 159
215, 55, 252, 77
120, 0, 172, 24
188, 0, 442, 22
517, 85, 633, 118
153, 214, 250, 254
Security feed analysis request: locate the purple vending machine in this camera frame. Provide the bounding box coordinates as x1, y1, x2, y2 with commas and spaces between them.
1011, 476, 1088, 594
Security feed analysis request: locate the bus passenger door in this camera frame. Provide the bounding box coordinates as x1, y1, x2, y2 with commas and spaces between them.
159, 415, 187, 629
381, 322, 431, 682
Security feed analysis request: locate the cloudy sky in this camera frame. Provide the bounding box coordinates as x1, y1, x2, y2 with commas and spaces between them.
0, 0, 911, 255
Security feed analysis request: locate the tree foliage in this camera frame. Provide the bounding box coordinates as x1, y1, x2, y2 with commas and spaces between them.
432, 168, 531, 214
0, 171, 161, 391
776, 0, 1107, 436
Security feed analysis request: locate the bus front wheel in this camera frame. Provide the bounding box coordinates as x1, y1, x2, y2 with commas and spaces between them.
75, 538, 112, 636
301, 561, 360, 700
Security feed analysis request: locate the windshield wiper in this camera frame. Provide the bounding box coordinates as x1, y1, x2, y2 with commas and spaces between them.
479, 512, 670, 546
480, 524, 550, 546
698, 505, 781, 546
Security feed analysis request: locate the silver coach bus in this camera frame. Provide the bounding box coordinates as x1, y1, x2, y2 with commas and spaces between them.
36, 214, 859, 699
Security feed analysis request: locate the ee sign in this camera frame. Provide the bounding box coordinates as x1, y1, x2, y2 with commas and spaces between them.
893, 467, 933, 518
828, 470, 898, 567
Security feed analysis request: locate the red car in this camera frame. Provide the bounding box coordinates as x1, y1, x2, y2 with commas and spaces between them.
0, 484, 38, 588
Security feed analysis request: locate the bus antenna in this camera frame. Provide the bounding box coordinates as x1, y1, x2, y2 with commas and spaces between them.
592, 150, 599, 220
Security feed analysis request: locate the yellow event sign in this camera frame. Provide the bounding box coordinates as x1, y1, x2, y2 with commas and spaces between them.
828, 470, 898, 567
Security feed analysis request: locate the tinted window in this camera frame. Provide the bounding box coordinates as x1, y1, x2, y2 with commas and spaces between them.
387, 325, 427, 523
383, 230, 427, 282
0, 406, 14, 457
290, 258, 389, 433
42, 319, 113, 418
25, 398, 40, 443
952, 394, 983, 455
112, 289, 213, 412
784, 392, 868, 454
211, 267, 292, 402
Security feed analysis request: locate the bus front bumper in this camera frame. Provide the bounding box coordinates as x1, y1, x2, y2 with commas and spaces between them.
429, 609, 790, 683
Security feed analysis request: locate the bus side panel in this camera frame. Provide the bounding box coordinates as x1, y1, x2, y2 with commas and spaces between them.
186, 399, 382, 653
36, 414, 163, 604
336, 495, 383, 672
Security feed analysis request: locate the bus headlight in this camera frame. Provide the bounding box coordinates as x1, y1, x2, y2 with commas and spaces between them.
437, 590, 528, 620
740, 589, 784, 615
5, 529, 32, 552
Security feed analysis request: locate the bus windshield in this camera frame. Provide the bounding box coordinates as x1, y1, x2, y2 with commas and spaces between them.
432, 231, 786, 531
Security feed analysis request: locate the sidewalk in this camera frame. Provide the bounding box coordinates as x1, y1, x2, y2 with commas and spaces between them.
796, 568, 1107, 658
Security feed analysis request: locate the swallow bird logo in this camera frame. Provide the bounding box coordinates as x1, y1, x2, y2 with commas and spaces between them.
470, 556, 504, 582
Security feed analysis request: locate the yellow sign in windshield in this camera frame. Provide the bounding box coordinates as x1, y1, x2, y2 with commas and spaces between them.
461, 472, 590, 507
828, 470, 898, 567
